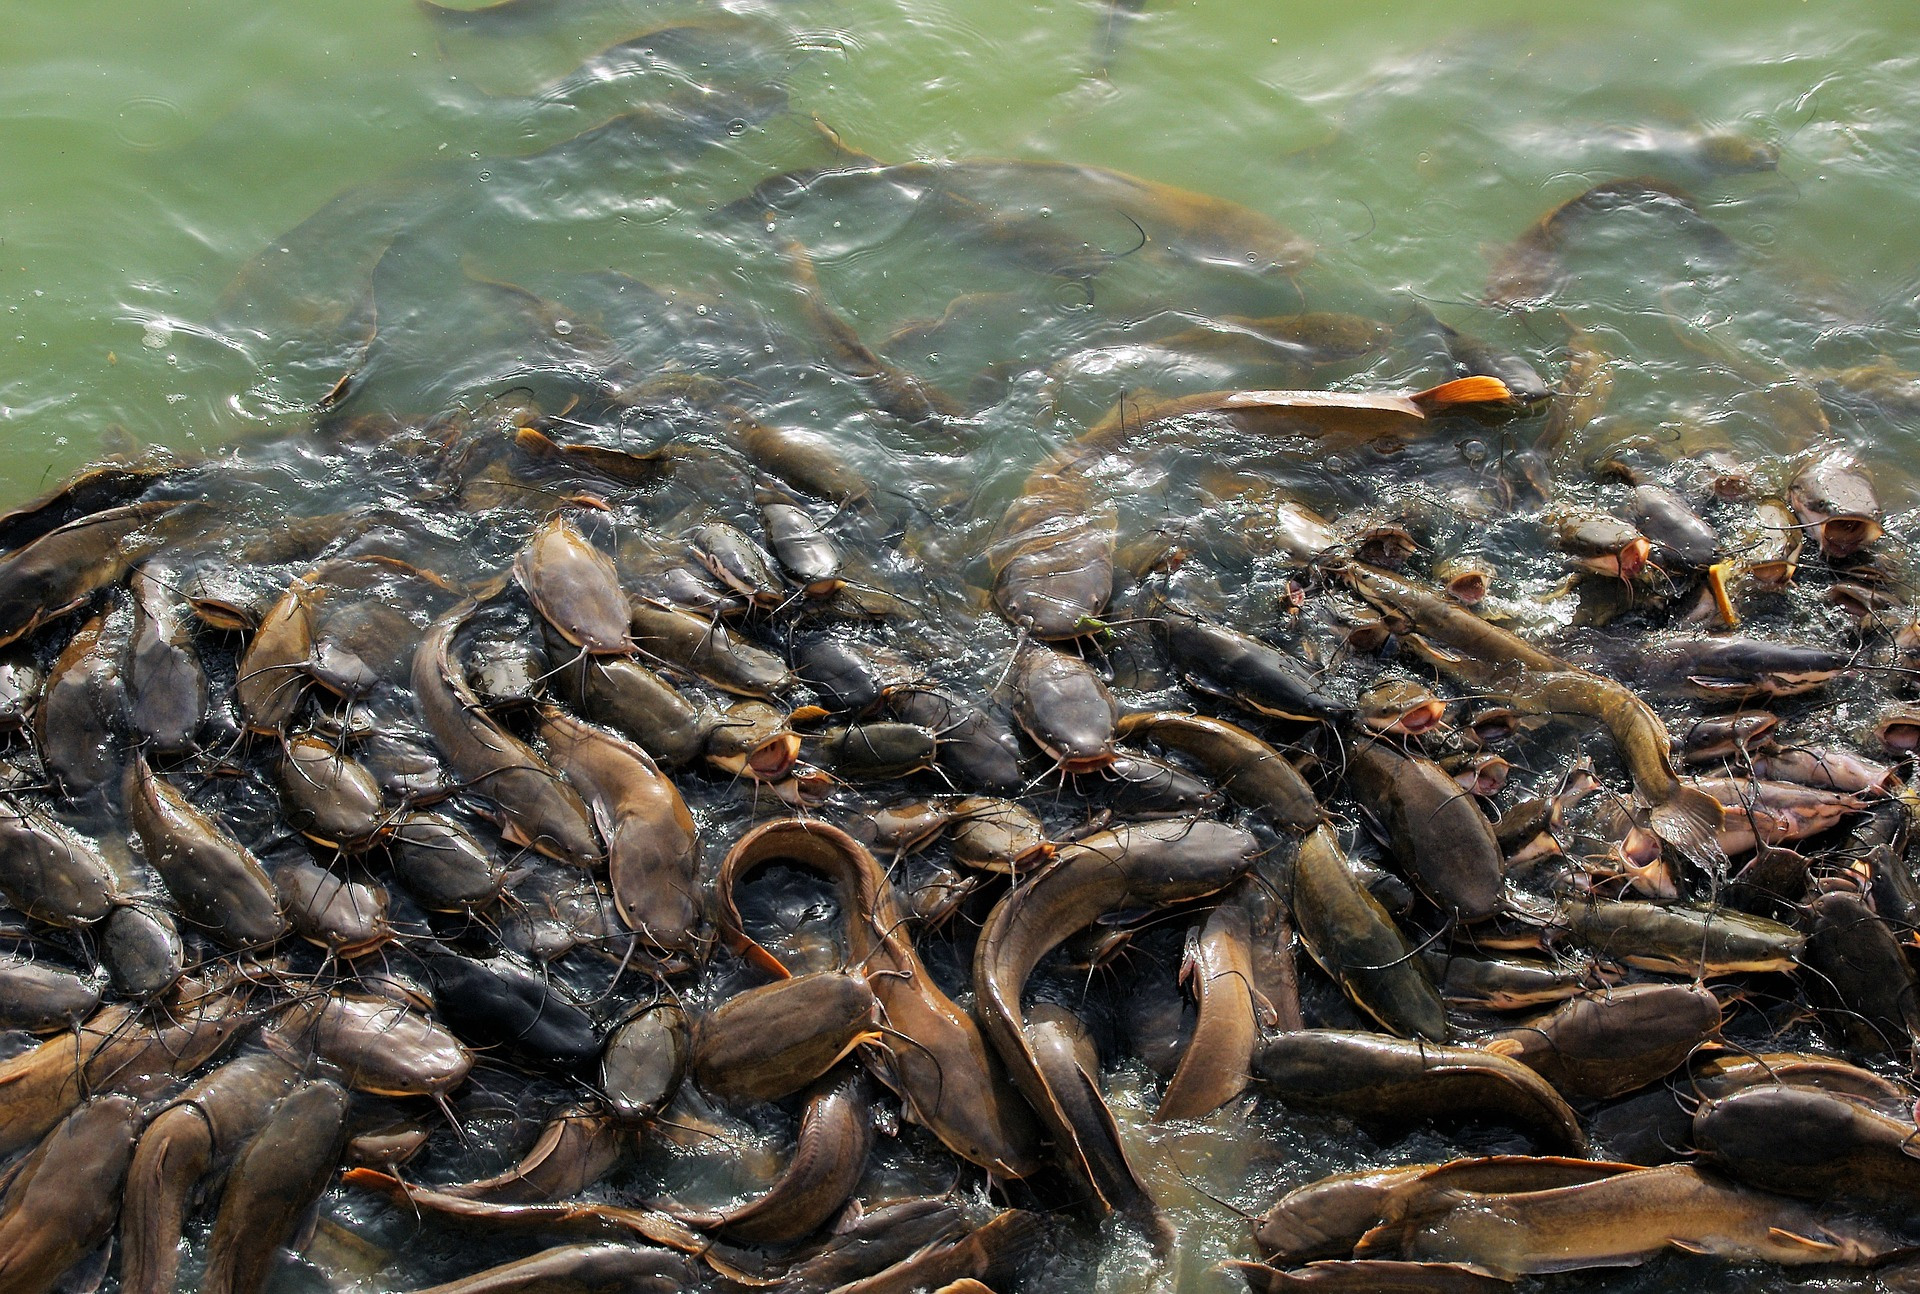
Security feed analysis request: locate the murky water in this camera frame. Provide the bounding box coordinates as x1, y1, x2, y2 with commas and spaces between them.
6, 1, 1919, 499
7, 2, 1920, 1292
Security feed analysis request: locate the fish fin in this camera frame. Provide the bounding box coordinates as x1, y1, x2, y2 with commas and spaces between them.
1411, 375, 1513, 410
1650, 784, 1727, 868
1178, 924, 1203, 989
1684, 674, 1758, 694
1351, 1220, 1408, 1258
514, 426, 560, 458
1059, 1056, 1174, 1251
1668, 1239, 1710, 1255
1767, 1227, 1840, 1254
1481, 1037, 1525, 1057
808, 115, 882, 167
816, 1029, 887, 1076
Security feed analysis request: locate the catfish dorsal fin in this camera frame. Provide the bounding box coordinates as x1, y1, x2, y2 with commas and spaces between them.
1412, 375, 1513, 410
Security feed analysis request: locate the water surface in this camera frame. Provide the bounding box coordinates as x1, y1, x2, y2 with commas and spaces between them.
5, 2, 1919, 1292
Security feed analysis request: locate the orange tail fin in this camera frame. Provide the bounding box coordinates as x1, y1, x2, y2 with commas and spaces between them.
1412, 375, 1513, 409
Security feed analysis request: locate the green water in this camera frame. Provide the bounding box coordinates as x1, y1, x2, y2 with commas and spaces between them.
5, 0, 1918, 500
7, 2, 1920, 1291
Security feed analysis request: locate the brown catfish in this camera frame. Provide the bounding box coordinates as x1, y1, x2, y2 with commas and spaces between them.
1290, 824, 1447, 1041
1802, 888, 1920, 1057
1158, 900, 1261, 1120
0, 499, 172, 648
828, 1208, 1047, 1294
1251, 1030, 1587, 1154
628, 597, 793, 698
547, 631, 709, 769
0, 1094, 146, 1294
1023, 1002, 1165, 1245
0, 958, 99, 1033
121, 1051, 304, 1294
234, 576, 318, 734
1348, 742, 1504, 920
413, 602, 602, 869
1554, 899, 1803, 976
1484, 177, 1733, 308
338, 1166, 731, 1260
406, 1244, 691, 1294
669, 1066, 875, 1244
124, 562, 207, 752
1343, 563, 1723, 863
516, 512, 632, 654
268, 992, 471, 1099
275, 734, 387, 851
717, 819, 1041, 1177
36, 609, 124, 794
1485, 983, 1721, 1100
0, 460, 171, 555
535, 706, 701, 953
0, 801, 117, 928
201, 1079, 351, 1294
722, 405, 869, 505
1115, 710, 1321, 833
0, 982, 255, 1156
1694, 1082, 1920, 1206
1255, 1156, 1640, 1266
1789, 454, 1882, 558
1223, 1258, 1513, 1292
439, 1107, 624, 1205
1011, 642, 1117, 773
782, 238, 970, 433
975, 818, 1256, 1227
987, 468, 1116, 642
125, 756, 288, 949
691, 972, 880, 1106
1355, 1162, 1899, 1277
1066, 377, 1514, 462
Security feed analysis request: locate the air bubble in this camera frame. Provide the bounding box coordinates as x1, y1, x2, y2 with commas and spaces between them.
114, 96, 187, 150
727, 119, 748, 136
1050, 279, 1094, 313
1462, 439, 1488, 464
553, 321, 573, 336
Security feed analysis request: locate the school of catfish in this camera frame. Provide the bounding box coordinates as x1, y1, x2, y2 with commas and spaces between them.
4, 5, 1920, 1294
